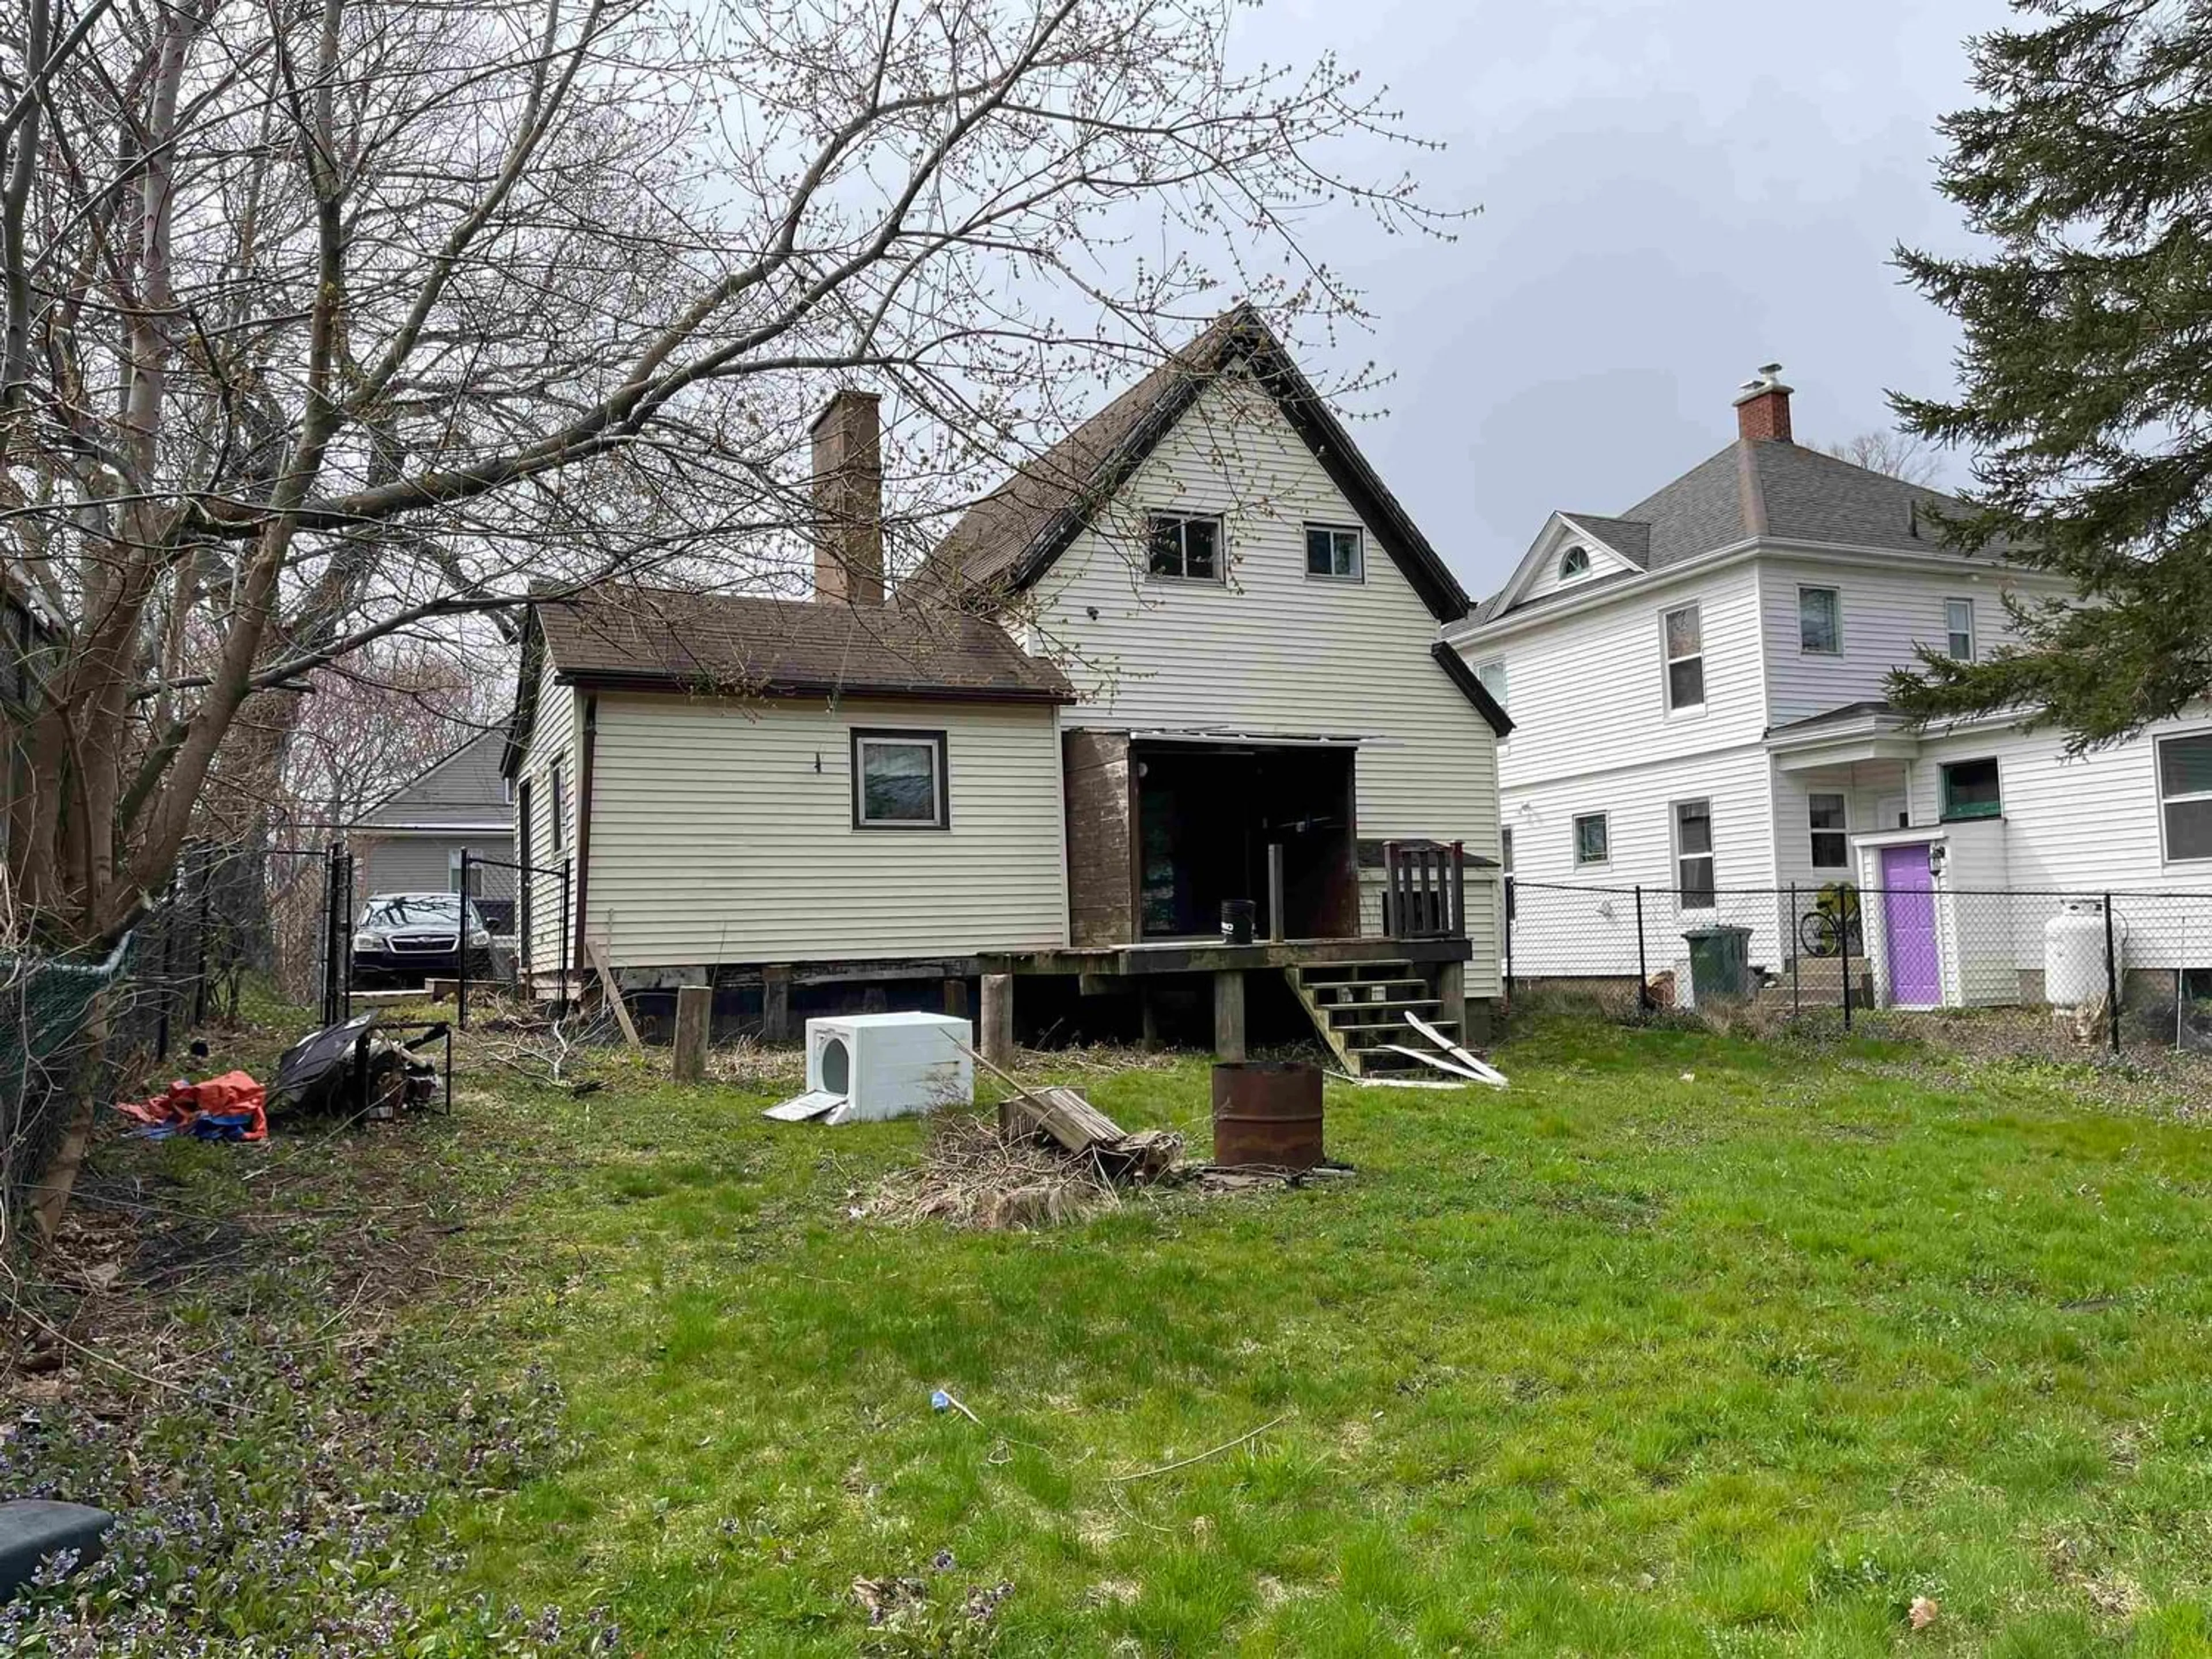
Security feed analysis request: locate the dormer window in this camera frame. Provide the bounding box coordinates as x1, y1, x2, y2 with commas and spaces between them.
1558, 545, 1592, 581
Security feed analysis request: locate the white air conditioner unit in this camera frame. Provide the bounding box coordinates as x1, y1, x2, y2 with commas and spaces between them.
763, 1012, 974, 1124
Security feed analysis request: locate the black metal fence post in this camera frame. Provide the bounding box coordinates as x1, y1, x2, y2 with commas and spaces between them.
1502, 876, 1515, 999
1839, 890, 1854, 1032
1788, 882, 1800, 1023
1634, 885, 1651, 1017
2104, 893, 2121, 1054
559, 862, 573, 1016
457, 850, 471, 1031
190, 844, 212, 1027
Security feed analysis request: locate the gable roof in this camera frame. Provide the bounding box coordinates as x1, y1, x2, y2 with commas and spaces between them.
532, 585, 1073, 705
357, 730, 510, 830
1477, 437, 1990, 625
914, 305, 1471, 623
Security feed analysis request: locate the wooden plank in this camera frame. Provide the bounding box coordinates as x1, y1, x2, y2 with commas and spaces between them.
584, 935, 643, 1051
1405, 1012, 1508, 1088
1378, 1042, 1486, 1081
999, 1084, 1124, 1153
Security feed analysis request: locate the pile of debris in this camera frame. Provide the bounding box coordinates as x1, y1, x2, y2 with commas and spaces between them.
862, 1080, 1183, 1232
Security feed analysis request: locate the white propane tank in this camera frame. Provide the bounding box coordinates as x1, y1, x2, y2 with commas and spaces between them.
2045, 899, 2123, 1009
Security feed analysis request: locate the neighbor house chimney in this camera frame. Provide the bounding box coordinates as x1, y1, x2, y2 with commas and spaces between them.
1733, 362, 1793, 444
811, 389, 884, 605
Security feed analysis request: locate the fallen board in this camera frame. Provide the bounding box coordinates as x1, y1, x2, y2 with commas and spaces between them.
1326, 1070, 1464, 1091
1404, 1013, 1509, 1087
1378, 1043, 1488, 1081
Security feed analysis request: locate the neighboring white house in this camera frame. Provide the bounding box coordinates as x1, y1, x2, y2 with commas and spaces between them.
1447, 365, 2212, 1010
505, 308, 1512, 1062
349, 730, 514, 910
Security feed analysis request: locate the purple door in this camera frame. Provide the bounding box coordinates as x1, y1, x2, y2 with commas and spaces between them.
1880, 844, 1941, 1005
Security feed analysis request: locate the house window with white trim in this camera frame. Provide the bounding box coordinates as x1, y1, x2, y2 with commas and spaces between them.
1674, 798, 1715, 908
2158, 733, 2212, 862
1475, 657, 1508, 711
1808, 792, 1849, 869
1798, 585, 1842, 654
853, 729, 949, 828
1558, 545, 1591, 581
1146, 513, 1222, 581
1662, 604, 1705, 711
1940, 757, 2002, 820
1573, 812, 1609, 866
1304, 524, 1363, 581
1945, 597, 1976, 661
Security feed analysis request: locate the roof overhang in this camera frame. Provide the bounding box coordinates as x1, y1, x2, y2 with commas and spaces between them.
1767, 707, 1923, 771
555, 667, 1075, 705
1128, 728, 1380, 748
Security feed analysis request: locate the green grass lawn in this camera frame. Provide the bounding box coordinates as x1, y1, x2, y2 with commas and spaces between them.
415, 1020, 2212, 1657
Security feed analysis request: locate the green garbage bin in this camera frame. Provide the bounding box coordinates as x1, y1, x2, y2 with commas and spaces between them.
1684, 924, 1752, 1003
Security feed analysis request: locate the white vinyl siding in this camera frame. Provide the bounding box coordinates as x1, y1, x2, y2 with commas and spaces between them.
1758, 559, 2047, 725
582, 694, 1066, 968
1497, 747, 1781, 980
1515, 523, 1641, 604
516, 662, 578, 978
1027, 368, 1502, 996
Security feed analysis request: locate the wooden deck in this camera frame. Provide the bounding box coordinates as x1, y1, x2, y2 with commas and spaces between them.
983, 933, 1471, 978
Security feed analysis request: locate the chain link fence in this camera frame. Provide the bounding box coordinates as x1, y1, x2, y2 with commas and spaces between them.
452, 851, 570, 1028
1505, 879, 2212, 1057
2, 839, 358, 1224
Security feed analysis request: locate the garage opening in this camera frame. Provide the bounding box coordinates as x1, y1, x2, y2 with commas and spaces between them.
1134, 741, 1358, 940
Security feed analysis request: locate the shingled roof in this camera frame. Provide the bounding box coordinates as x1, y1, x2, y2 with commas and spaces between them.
1478, 437, 1986, 623
914, 305, 1471, 623
532, 586, 1073, 704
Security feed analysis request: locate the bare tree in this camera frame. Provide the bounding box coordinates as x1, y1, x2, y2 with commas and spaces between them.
0, 0, 1459, 948
1821, 430, 1943, 487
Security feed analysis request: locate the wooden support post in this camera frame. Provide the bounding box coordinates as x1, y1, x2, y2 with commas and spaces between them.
762, 965, 792, 1042
1437, 958, 1466, 1032
942, 976, 971, 1020
1139, 980, 1162, 1051
1214, 969, 1247, 1062
1267, 843, 1286, 942
672, 985, 711, 1082
981, 972, 1015, 1069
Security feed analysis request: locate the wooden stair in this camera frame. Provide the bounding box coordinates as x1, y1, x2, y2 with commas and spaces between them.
1754, 955, 1873, 1009
1284, 960, 1460, 1077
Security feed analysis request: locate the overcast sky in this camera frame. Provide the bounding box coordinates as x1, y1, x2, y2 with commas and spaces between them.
1248, 0, 2012, 599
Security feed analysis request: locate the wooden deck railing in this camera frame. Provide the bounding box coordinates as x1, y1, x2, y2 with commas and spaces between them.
1382, 840, 1466, 940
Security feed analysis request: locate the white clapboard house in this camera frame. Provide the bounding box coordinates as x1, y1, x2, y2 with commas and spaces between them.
503, 308, 1510, 1068
1448, 365, 2212, 1011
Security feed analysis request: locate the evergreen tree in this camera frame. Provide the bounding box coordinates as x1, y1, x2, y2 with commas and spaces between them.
1891, 0, 2212, 749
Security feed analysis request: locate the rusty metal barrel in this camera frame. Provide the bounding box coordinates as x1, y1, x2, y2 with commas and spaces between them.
1210, 1060, 1324, 1170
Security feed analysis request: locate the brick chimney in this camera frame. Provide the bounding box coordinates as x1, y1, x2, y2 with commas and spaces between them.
810, 389, 884, 605
1733, 362, 1793, 444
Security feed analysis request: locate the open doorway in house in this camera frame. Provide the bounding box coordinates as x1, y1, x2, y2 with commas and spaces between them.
1132, 740, 1358, 940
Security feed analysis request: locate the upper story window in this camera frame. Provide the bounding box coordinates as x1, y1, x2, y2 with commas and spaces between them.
1662, 604, 1705, 712
1146, 513, 1222, 582
1558, 545, 1592, 581
1573, 812, 1609, 866
1798, 585, 1842, 655
2158, 733, 2212, 862
1940, 757, 2001, 821
853, 729, 949, 829
1475, 657, 1508, 711
1304, 524, 1363, 581
1945, 597, 1976, 661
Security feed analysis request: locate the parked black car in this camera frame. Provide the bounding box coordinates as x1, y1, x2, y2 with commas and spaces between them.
351, 892, 496, 987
